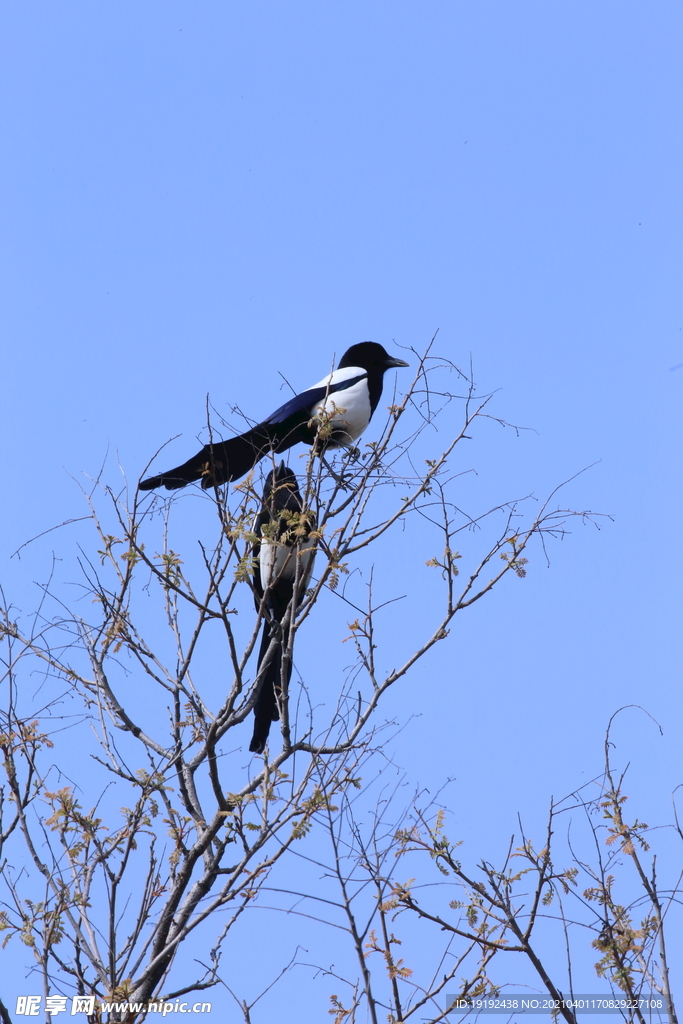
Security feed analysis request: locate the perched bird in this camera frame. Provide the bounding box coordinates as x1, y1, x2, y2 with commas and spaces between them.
249, 463, 317, 754
139, 342, 409, 491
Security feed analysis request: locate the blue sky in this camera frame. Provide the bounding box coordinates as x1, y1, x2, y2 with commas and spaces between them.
1, 2, 682, 1017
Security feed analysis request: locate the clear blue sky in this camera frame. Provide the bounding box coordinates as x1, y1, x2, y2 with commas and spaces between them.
1, 2, 681, 1017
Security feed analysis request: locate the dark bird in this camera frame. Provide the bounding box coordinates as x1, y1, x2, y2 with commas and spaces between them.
249, 463, 317, 754
139, 342, 409, 491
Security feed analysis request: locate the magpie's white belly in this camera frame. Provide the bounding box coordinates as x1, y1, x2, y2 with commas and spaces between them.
308, 367, 371, 446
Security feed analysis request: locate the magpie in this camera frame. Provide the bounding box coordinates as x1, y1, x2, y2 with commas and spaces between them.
139, 342, 408, 491
249, 462, 317, 754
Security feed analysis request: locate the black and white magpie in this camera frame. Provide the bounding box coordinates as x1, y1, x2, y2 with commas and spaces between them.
249, 462, 317, 754
139, 342, 408, 491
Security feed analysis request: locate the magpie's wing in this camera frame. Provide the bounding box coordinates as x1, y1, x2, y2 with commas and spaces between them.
262, 371, 367, 426
251, 508, 265, 612
296, 537, 316, 594
140, 370, 368, 491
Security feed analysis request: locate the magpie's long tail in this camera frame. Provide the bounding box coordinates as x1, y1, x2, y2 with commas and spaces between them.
140, 424, 281, 491
249, 623, 290, 755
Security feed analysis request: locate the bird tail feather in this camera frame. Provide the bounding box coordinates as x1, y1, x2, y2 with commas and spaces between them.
249, 623, 290, 755
140, 410, 319, 492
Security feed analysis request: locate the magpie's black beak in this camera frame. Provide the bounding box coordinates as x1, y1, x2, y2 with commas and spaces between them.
385, 356, 409, 368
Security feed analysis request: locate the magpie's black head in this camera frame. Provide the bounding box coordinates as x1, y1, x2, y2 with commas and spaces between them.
338, 342, 409, 373
262, 461, 300, 499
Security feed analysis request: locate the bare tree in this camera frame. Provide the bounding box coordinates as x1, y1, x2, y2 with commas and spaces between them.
0, 343, 596, 1020
313, 709, 679, 1023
